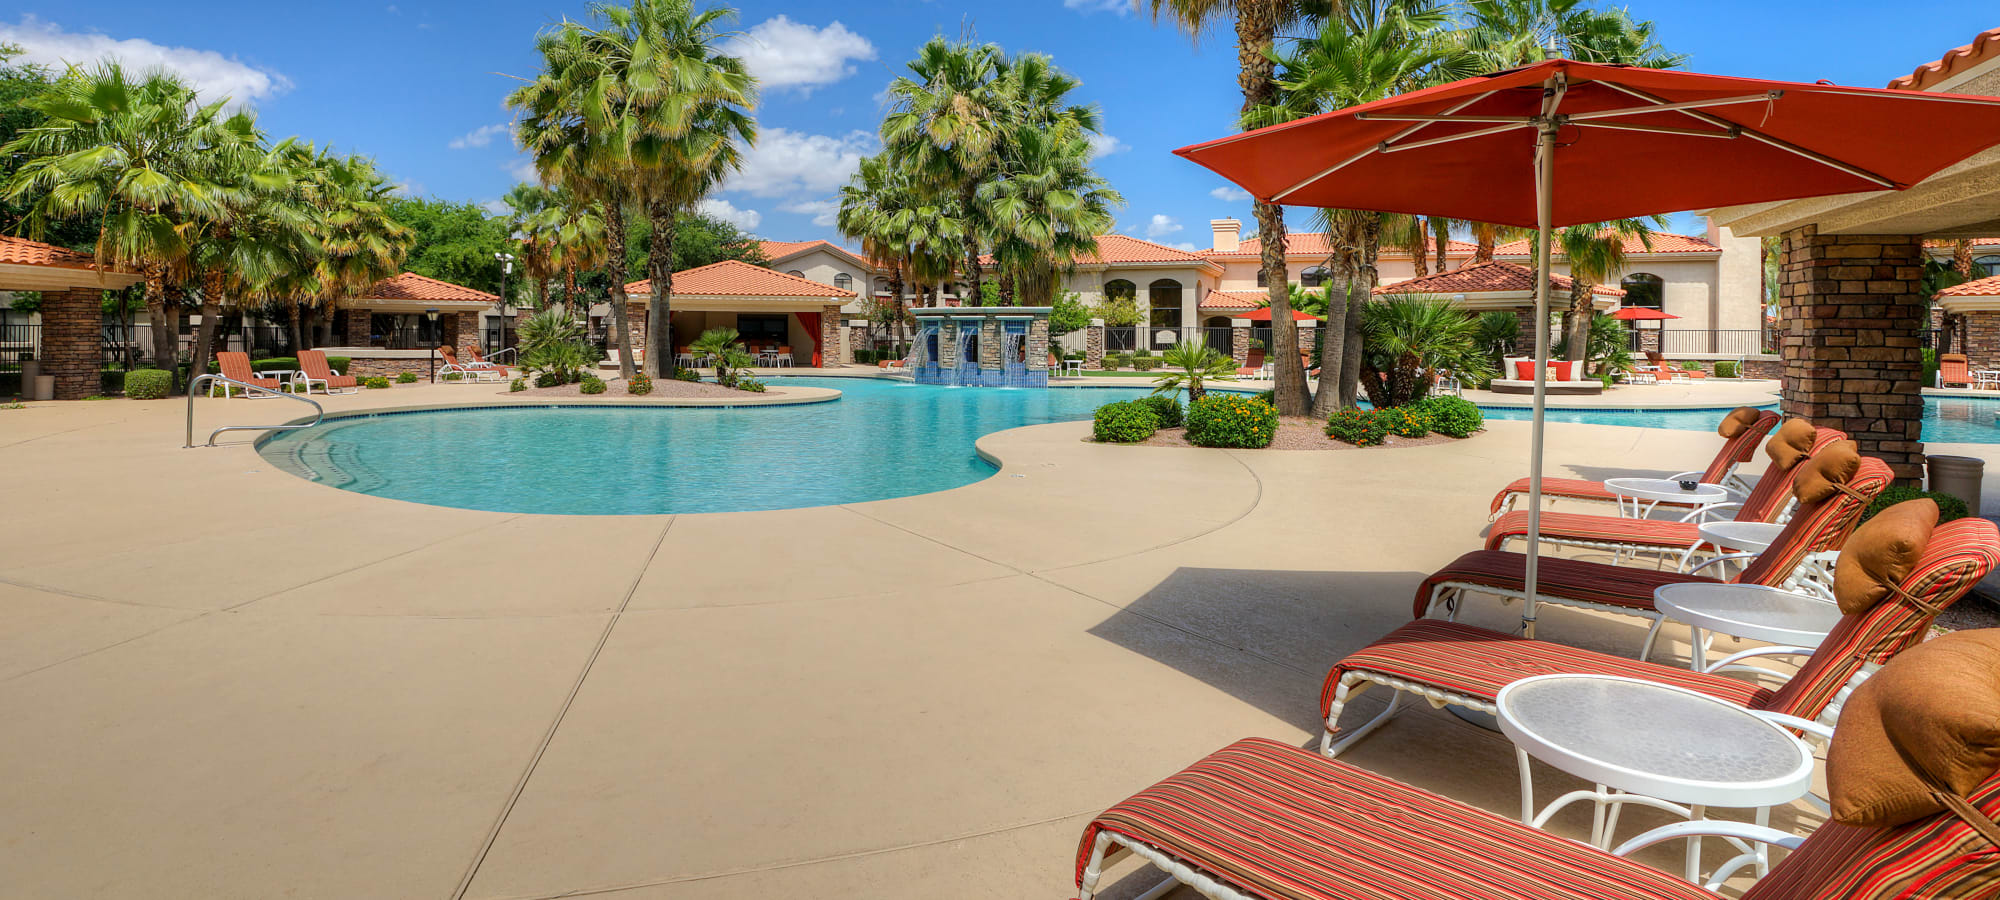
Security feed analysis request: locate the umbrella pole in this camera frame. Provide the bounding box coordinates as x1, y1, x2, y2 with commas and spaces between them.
1523, 80, 1564, 639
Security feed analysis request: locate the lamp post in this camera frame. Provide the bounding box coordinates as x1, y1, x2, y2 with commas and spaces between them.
425, 308, 440, 382
494, 251, 516, 352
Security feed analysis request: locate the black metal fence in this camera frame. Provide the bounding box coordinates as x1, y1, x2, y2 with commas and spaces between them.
1629, 329, 1772, 356
1200, 326, 1233, 356
1104, 326, 1137, 353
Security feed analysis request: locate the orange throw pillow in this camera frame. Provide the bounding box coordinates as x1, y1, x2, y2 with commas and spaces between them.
1765, 418, 1817, 470
1513, 360, 1535, 380
1827, 629, 2000, 828
1832, 498, 1939, 615
1791, 440, 1861, 505
1717, 406, 1763, 438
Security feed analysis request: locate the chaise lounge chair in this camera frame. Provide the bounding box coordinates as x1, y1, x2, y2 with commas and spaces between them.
1489, 407, 1777, 518
437, 346, 503, 382
293, 350, 358, 395
1484, 423, 1840, 564
1940, 353, 1975, 389
212, 351, 283, 398
1320, 502, 1994, 758
1428, 446, 1887, 653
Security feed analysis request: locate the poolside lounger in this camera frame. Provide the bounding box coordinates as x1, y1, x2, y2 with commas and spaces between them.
294, 350, 358, 395
1081, 630, 2000, 900
1489, 408, 1778, 518
1430, 450, 1889, 654
467, 346, 512, 372
1484, 424, 1843, 563
1320, 509, 1995, 762
1940, 353, 1974, 388
213, 351, 283, 398
437, 346, 502, 382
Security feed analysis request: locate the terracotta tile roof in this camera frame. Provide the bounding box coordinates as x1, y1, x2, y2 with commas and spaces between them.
1490, 230, 1720, 257
0, 234, 105, 270
1205, 233, 1478, 258
1374, 261, 1625, 297
1199, 289, 1266, 310
1889, 27, 2000, 91
1938, 273, 2000, 298
977, 234, 1212, 267
1924, 237, 2000, 250
624, 259, 855, 298
360, 272, 498, 304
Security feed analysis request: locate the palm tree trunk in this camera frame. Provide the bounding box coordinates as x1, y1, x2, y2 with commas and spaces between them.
603, 199, 635, 381
1235, 2, 1305, 416
188, 270, 228, 390
142, 270, 178, 386
1955, 239, 1976, 275
646, 198, 678, 379
998, 270, 1015, 307
960, 184, 983, 306
1565, 282, 1591, 362
1431, 217, 1449, 273
1312, 262, 1352, 419
289, 302, 305, 355
889, 271, 906, 353
1473, 223, 1499, 263
1340, 216, 1382, 409
1411, 244, 1429, 278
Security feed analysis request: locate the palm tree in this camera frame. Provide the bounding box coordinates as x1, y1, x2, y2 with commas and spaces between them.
1358, 294, 1495, 407
881, 38, 1009, 308
298, 147, 411, 348
1153, 340, 1238, 403
518, 185, 609, 309
837, 154, 915, 349
3, 64, 245, 383
186, 136, 317, 381
1462, 0, 1684, 70
502, 183, 560, 308
981, 125, 1122, 308
1546, 218, 1663, 361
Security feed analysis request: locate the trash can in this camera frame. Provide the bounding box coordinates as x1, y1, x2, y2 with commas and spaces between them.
1928, 454, 1985, 517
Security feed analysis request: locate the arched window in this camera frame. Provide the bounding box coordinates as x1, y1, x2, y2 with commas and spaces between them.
1301, 266, 1330, 288
1976, 255, 2000, 279
872, 277, 891, 295
833, 273, 853, 290
1256, 269, 1268, 288
1620, 272, 1664, 309
1148, 279, 1183, 328
1104, 279, 1137, 302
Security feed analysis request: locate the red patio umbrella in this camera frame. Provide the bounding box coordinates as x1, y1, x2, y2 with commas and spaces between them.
1608, 307, 1680, 321
1176, 58, 2000, 616
1239, 307, 1324, 322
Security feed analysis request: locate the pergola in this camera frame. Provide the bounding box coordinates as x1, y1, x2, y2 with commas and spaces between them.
621, 260, 855, 367
1, 235, 142, 400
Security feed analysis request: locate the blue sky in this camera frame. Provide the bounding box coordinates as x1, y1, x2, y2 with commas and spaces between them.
5, 2, 1995, 249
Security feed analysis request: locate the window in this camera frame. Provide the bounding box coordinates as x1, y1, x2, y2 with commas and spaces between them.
1256, 269, 1268, 288
786, 270, 805, 278
1301, 266, 1330, 288
833, 273, 853, 290
1620, 273, 1664, 309
1104, 279, 1137, 302
738, 314, 788, 342
1976, 255, 2000, 279
1148, 279, 1183, 327
873, 277, 892, 295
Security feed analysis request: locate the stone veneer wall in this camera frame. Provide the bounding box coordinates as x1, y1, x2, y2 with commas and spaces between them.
820, 305, 844, 366
448, 312, 479, 356
1085, 320, 1104, 369
1960, 311, 2000, 371
1231, 324, 1250, 366
346, 356, 445, 379
42, 287, 101, 400
625, 302, 648, 359
1027, 319, 1050, 370
1777, 225, 1927, 483
979, 319, 1001, 370
344, 309, 371, 346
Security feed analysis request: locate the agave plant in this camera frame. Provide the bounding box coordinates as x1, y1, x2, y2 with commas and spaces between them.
518, 306, 594, 383
1153, 340, 1238, 403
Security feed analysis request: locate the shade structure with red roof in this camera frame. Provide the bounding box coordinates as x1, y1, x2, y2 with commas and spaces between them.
623, 260, 855, 367
1176, 57, 2000, 612
1, 235, 142, 400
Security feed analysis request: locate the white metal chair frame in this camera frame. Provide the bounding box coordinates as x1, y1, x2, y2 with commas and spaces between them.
292, 368, 359, 395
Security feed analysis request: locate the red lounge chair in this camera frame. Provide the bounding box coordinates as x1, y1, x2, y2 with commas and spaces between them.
1484, 426, 1845, 561
1429, 453, 1890, 654
437, 346, 502, 382
1940, 353, 1974, 388
1320, 514, 1996, 759
212, 351, 283, 398
1489, 409, 1777, 518
294, 350, 358, 395
467, 346, 511, 372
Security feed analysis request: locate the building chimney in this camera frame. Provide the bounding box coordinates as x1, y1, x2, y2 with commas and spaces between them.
1211, 218, 1241, 253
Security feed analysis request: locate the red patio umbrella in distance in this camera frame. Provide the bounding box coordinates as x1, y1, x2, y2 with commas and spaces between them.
1240, 307, 1324, 322
1175, 58, 2000, 623
1608, 307, 1679, 321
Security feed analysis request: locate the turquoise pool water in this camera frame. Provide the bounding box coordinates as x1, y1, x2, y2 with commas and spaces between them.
258, 377, 1174, 515
1479, 396, 2000, 444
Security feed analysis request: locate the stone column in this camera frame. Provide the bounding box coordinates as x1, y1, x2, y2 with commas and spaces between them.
625, 301, 647, 362
979, 319, 1001, 371
1298, 320, 1318, 373
1231, 318, 1251, 366
42, 287, 100, 400
1962, 311, 2000, 371
449, 311, 480, 356
1513, 307, 1539, 354
847, 319, 870, 359
820, 304, 844, 366
1027, 318, 1050, 370
344, 307, 372, 346
1778, 225, 1927, 484
939, 320, 959, 369
1085, 318, 1105, 370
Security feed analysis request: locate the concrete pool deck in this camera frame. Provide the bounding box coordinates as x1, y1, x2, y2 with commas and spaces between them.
0, 383, 1992, 899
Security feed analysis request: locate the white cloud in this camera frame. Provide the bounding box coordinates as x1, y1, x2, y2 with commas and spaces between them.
0, 16, 291, 108
480, 199, 511, 216
1210, 185, 1251, 202
699, 198, 762, 231
725, 128, 877, 198
1170, 242, 1197, 251
505, 158, 539, 184
1144, 214, 1183, 240
450, 123, 510, 150
1063, 0, 1131, 14
781, 199, 840, 227
726, 17, 875, 96
1086, 132, 1127, 159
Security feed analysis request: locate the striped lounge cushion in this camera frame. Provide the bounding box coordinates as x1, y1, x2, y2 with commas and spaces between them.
1489, 477, 1625, 515
1078, 738, 1716, 900
1739, 777, 2000, 899
1485, 510, 1701, 551
1413, 550, 1721, 618
1319, 620, 1769, 724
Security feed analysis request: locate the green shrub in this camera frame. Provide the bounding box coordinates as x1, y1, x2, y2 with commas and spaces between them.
1862, 486, 1971, 525
852, 349, 874, 364
396, 371, 418, 384
579, 376, 607, 395
739, 378, 768, 393
1378, 406, 1431, 438
1133, 348, 1153, 358
327, 357, 351, 375
249, 357, 296, 374
1131, 358, 1158, 372
442, 372, 464, 382
509, 377, 526, 392
628, 372, 653, 395
672, 367, 701, 382
123, 368, 173, 400
1254, 389, 1275, 406
364, 376, 391, 389
1923, 348, 1938, 389
1325, 408, 1389, 446
1714, 360, 1739, 379
1412, 396, 1484, 438
1136, 394, 1184, 428
534, 371, 564, 388
1187, 394, 1277, 448
1093, 400, 1160, 443
1098, 356, 1122, 371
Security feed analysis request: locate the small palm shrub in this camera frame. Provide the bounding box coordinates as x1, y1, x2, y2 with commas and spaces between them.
533, 370, 564, 388
738, 377, 767, 393
1135, 395, 1183, 428
1862, 487, 1970, 524
1325, 408, 1389, 446
1155, 340, 1238, 402
509, 377, 526, 392
396, 371, 418, 384
672, 367, 700, 382
579, 375, 607, 394
1093, 400, 1159, 443
1413, 396, 1483, 438
123, 368, 172, 400
1187, 393, 1276, 448
628, 372, 653, 395
364, 376, 391, 389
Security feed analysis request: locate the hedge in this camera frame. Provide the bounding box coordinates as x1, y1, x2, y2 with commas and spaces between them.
1714, 360, 1739, 379
1325, 408, 1389, 446
1136, 394, 1184, 428
1412, 396, 1484, 438
1187, 393, 1277, 448
123, 368, 174, 400
1862, 487, 1970, 525
579, 376, 607, 394
1093, 400, 1159, 443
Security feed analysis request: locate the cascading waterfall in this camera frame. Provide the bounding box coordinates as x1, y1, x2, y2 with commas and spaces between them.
915, 323, 942, 383
1001, 330, 1026, 386
953, 327, 981, 386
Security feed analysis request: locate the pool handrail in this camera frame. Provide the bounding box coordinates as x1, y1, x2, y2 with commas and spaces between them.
185, 373, 324, 448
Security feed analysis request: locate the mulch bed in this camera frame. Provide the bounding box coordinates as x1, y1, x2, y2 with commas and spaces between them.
505, 377, 758, 399
1135, 416, 1464, 450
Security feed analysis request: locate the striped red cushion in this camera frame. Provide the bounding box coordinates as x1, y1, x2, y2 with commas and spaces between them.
1320, 620, 1770, 723
1740, 775, 2000, 899
1489, 477, 1625, 515
1485, 511, 1702, 551
1486, 414, 1781, 515
1078, 738, 1716, 900
1413, 551, 1722, 618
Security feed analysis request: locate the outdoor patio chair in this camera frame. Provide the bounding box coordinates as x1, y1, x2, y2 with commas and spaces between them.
436, 346, 501, 382
1080, 623, 2000, 900
1940, 353, 1974, 388
294, 350, 358, 395
1484, 425, 1845, 564
1490, 408, 1779, 518
1319, 508, 1996, 761
1430, 451, 1890, 656
212, 351, 283, 398
467, 346, 513, 372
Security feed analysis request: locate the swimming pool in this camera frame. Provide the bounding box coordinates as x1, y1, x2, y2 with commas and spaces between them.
1478, 395, 2000, 444
258, 377, 1175, 515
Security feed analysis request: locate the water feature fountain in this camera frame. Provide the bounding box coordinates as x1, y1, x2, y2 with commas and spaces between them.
908, 308, 1051, 387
